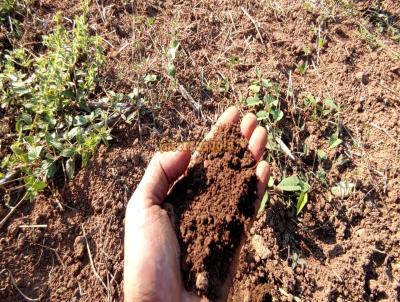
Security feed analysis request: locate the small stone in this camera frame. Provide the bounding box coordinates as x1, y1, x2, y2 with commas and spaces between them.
195, 272, 209, 290
356, 71, 369, 85
251, 234, 272, 260
356, 228, 369, 238
73, 236, 86, 259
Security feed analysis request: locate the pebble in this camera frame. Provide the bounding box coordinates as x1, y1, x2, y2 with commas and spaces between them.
73, 236, 86, 259
195, 272, 209, 290
251, 234, 272, 260
356, 71, 369, 85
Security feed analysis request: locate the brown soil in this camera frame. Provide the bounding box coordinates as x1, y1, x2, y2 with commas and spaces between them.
1, 0, 400, 301
165, 124, 258, 299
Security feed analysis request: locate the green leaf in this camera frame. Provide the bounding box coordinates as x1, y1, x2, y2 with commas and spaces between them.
264, 94, 278, 107
81, 151, 90, 167
32, 180, 47, 191
73, 115, 89, 126
66, 127, 82, 140
144, 74, 157, 84
60, 148, 76, 158
323, 98, 338, 111
277, 175, 301, 191
167, 62, 176, 77
316, 149, 327, 161
299, 180, 310, 193
296, 192, 308, 215
249, 84, 261, 93
261, 79, 272, 88
328, 133, 342, 150
11, 143, 25, 156
167, 41, 180, 60
304, 95, 316, 107
268, 176, 274, 187
28, 146, 43, 162
271, 109, 284, 122
266, 132, 279, 151
258, 191, 269, 214
41, 159, 57, 178
147, 17, 155, 26
246, 95, 261, 106
66, 158, 75, 179
256, 110, 268, 121
61, 89, 75, 99
229, 56, 240, 65
19, 113, 32, 125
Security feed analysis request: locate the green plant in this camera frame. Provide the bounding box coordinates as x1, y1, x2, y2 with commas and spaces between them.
144, 73, 158, 84
296, 61, 309, 75
246, 78, 283, 124
166, 40, 180, 78
328, 132, 342, 149
258, 176, 274, 214
304, 95, 339, 121
0, 11, 114, 199
276, 175, 310, 215
0, 0, 26, 17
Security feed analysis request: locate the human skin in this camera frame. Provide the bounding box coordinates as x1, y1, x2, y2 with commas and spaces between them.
124, 107, 270, 302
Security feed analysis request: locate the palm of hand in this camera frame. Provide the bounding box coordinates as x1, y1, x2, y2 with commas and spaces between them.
124, 107, 269, 302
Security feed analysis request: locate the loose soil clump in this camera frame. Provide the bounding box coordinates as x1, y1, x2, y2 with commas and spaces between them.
165, 124, 258, 299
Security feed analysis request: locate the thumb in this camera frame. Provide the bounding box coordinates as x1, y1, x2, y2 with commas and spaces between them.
131, 150, 191, 209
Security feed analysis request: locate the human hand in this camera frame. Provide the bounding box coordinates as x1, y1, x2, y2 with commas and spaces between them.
124, 106, 270, 302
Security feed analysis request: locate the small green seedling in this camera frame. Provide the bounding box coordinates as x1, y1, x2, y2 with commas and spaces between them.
258, 176, 275, 214
246, 79, 284, 124
144, 73, 158, 84
316, 149, 327, 161
328, 132, 342, 149
304, 95, 339, 120
166, 40, 180, 78
296, 61, 309, 75
277, 175, 310, 215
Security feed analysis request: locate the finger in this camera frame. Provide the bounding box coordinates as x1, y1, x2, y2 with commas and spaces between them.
256, 160, 270, 199
131, 150, 191, 209
240, 113, 257, 140
205, 106, 240, 140
248, 126, 267, 161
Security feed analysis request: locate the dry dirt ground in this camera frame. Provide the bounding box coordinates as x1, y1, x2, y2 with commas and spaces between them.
1, 0, 400, 301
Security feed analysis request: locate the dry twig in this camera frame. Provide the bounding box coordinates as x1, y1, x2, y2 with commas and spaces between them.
240, 7, 265, 44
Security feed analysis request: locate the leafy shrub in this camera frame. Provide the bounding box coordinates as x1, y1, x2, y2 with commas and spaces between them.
0, 12, 109, 199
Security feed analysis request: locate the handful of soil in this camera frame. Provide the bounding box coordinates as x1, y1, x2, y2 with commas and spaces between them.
165, 124, 258, 299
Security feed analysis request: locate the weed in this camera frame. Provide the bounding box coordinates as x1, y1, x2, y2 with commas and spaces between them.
304, 95, 339, 121
144, 73, 158, 84
276, 174, 310, 215
246, 78, 283, 125
357, 17, 400, 60
0, 0, 27, 18
328, 132, 342, 150
0, 10, 121, 200
249, 80, 342, 215
296, 61, 309, 75
166, 40, 180, 78
258, 176, 274, 215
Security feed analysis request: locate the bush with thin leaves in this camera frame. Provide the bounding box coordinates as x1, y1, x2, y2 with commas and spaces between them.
0, 11, 111, 200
